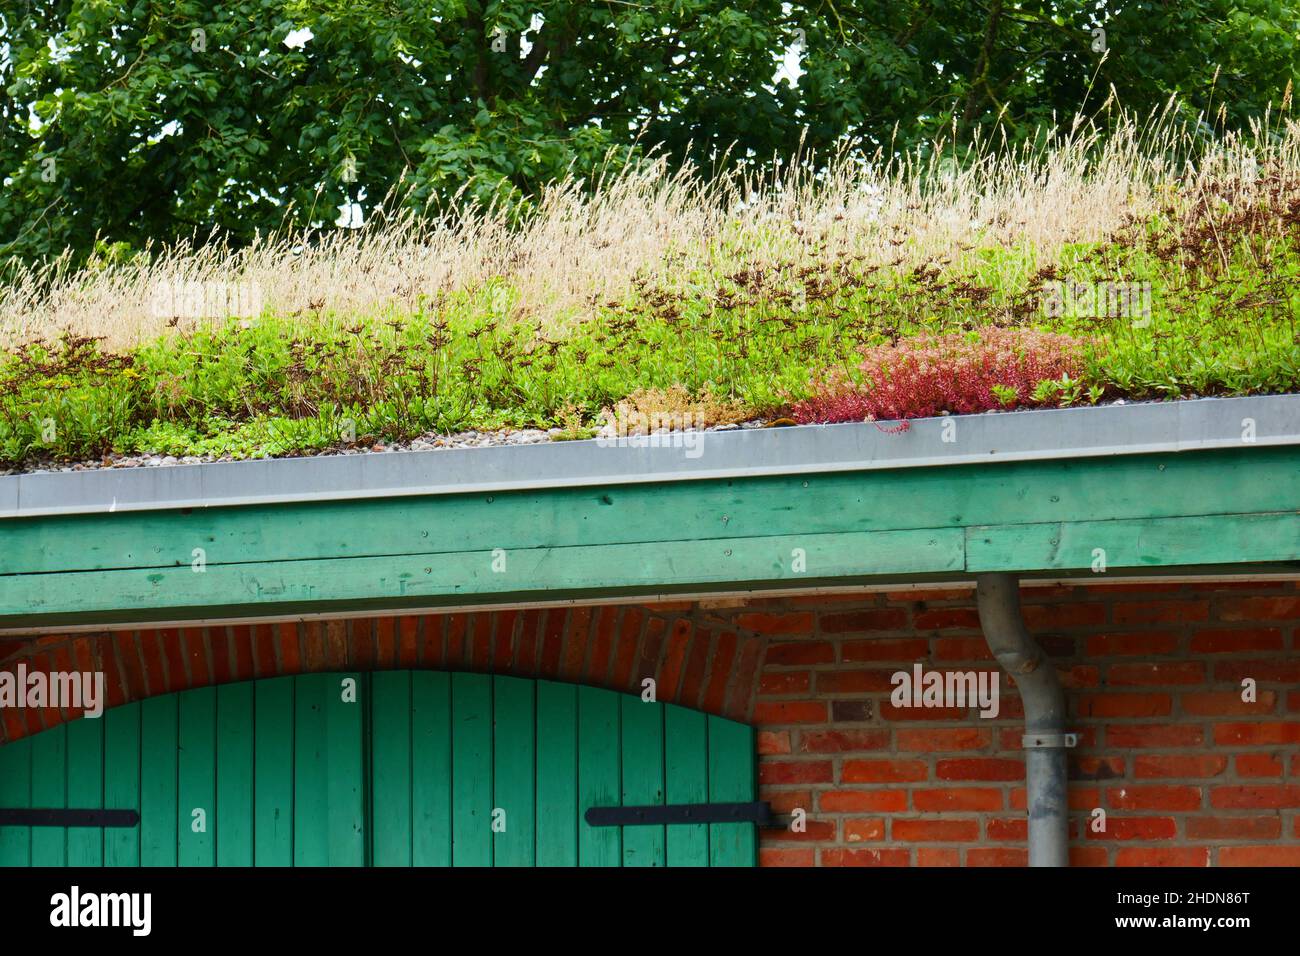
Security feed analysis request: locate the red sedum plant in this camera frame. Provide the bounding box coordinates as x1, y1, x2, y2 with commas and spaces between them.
791, 328, 1087, 424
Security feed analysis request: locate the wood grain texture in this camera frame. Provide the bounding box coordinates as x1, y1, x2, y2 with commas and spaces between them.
4, 447, 1295, 626
0, 673, 758, 868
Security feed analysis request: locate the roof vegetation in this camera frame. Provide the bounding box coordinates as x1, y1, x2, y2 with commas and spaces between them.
3, 112, 1300, 469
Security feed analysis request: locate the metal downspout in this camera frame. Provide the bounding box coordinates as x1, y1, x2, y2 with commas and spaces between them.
975, 573, 1075, 867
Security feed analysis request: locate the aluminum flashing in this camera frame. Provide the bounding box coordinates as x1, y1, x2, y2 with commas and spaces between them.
3, 394, 1298, 518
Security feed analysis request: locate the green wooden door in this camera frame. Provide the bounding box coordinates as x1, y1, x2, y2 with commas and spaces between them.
0, 672, 757, 867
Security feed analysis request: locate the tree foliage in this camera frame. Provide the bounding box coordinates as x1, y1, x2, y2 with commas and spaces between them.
2, 0, 1297, 263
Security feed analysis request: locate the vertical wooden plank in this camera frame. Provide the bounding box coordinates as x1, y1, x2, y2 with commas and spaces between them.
620, 695, 666, 867
707, 715, 757, 867
371, 671, 412, 866
103, 703, 141, 867
216, 682, 254, 866
664, 705, 709, 866
30, 724, 67, 866
254, 676, 294, 866
293, 673, 328, 866
65, 716, 105, 866
0, 737, 32, 866
139, 694, 178, 866
410, 671, 452, 866
577, 685, 620, 867
535, 680, 578, 866
492, 675, 535, 867
178, 686, 216, 866
450, 672, 492, 866
326, 672, 365, 866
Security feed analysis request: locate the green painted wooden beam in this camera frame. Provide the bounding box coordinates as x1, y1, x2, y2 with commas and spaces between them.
2, 528, 964, 624
1, 446, 1297, 627
968, 511, 1300, 572
3, 448, 1298, 577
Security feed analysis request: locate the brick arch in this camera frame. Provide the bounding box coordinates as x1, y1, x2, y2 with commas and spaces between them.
0, 603, 767, 744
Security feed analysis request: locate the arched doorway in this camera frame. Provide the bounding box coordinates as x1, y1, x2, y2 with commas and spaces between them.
0, 672, 757, 866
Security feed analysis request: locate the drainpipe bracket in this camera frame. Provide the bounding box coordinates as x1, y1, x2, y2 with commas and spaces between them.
1022, 732, 1078, 750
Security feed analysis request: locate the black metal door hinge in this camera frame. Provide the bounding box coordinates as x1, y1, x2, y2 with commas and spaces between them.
0, 809, 140, 827
585, 801, 773, 827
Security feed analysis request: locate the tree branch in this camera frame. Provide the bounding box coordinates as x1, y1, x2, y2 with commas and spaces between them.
960, 0, 1003, 130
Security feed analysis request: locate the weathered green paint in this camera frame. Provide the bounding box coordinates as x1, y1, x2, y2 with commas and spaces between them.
292, 672, 364, 866
967, 512, 1300, 571
664, 705, 709, 867
410, 671, 452, 866
0, 736, 32, 865
371, 671, 413, 866
252, 677, 293, 866
450, 672, 492, 866
178, 686, 216, 866
493, 675, 536, 867
620, 693, 665, 867
103, 704, 140, 866
292, 674, 330, 867
577, 685, 621, 867
7, 448, 1298, 576
215, 682, 254, 866
0, 528, 962, 623
3, 447, 1296, 628
30, 723, 66, 865
535, 680, 578, 866
0, 673, 757, 867
66, 716, 103, 866
139, 695, 177, 867
707, 716, 758, 867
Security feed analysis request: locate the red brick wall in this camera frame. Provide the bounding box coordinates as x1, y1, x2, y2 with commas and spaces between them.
750, 583, 1300, 867
2, 580, 1298, 866
0, 605, 764, 738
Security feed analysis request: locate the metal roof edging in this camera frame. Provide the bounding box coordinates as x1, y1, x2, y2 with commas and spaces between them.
2, 394, 1298, 519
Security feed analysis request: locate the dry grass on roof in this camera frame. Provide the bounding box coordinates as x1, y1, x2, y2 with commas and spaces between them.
7, 105, 1291, 349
